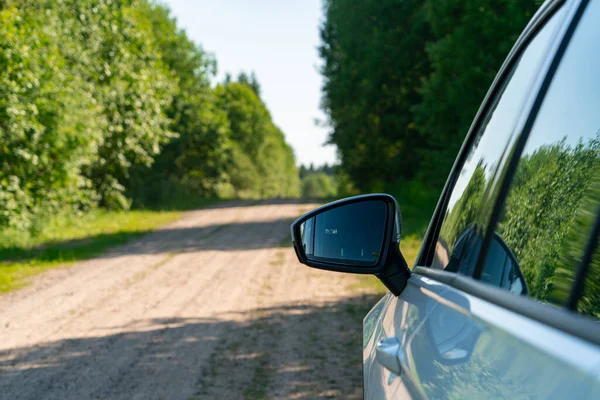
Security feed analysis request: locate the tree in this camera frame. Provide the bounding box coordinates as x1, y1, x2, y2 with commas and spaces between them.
301, 173, 337, 199
319, 0, 543, 194
319, 0, 432, 192
414, 0, 540, 188
237, 71, 261, 98
0, 0, 301, 230
0, 0, 103, 228
128, 2, 231, 206
215, 82, 299, 198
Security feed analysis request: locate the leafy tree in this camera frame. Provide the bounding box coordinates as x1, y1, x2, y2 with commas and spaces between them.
237, 71, 261, 98
0, 0, 300, 230
440, 164, 487, 252
0, 0, 103, 228
319, 0, 544, 194
499, 137, 600, 305
128, 2, 231, 206
415, 0, 541, 188
215, 81, 299, 198
319, 0, 432, 192
301, 173, 337, 199
83, 1, 175, 210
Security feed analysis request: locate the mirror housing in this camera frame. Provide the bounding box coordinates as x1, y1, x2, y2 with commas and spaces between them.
291, 194, 410, 295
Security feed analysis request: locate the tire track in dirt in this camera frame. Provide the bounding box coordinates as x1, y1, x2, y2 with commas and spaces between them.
0, 200, 384, 400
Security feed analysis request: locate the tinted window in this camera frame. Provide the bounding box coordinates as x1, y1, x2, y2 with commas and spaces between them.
303, 200, 387, 264
432, 10, 566, 279
481, 0, 600, 314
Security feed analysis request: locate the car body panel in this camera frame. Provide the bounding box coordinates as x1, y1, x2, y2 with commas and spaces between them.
365, 274, 600, 399
363, 0, 600, 398
363, 276, 450, 399
406, 280, 600, 399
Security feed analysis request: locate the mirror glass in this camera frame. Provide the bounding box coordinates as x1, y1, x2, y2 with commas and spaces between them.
300, 200, 387, 266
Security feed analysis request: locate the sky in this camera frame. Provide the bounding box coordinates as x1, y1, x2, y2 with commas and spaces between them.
162, 0, 337, 167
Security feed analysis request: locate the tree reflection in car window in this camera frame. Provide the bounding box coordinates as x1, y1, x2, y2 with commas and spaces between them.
431, 9, 566, 275
481, 0, 600, 316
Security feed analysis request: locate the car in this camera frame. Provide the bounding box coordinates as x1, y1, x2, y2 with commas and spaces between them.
291, 0, 600, 398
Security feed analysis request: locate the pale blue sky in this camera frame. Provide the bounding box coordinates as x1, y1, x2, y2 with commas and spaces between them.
161, 0, 337, 167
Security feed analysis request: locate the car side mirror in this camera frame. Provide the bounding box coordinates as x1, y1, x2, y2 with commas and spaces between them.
291, 194, 410, 295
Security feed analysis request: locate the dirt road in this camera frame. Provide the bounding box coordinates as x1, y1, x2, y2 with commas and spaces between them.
0, 200, 383, 400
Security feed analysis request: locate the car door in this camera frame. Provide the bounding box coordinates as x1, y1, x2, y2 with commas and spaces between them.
364, 0, 600, 398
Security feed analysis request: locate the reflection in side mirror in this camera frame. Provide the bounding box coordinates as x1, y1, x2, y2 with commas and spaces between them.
299, 199, 387, 266
291, 194, 409, 278
291, 194, 411, 295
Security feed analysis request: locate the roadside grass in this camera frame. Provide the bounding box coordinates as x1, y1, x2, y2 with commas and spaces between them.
133, 193, 222, 212
348, 179, 438, 295
401, 234, 422, 268
0, 210, 183, 293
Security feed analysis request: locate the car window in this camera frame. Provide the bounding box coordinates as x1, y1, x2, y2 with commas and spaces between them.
431, 9, 566, 284
480, 0, 600, 314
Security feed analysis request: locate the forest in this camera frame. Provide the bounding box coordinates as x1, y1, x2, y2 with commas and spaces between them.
0, 0, 299, 232
319, 0, 544, 228
0, 0, 551, 234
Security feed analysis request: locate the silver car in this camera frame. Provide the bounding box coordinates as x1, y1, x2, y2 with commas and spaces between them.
292, 0, 600, 397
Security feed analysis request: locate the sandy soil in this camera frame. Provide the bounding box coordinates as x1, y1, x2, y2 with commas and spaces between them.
0, 200, 384, 400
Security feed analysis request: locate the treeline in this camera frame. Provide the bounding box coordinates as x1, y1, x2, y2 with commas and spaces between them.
0, 0, 298, 230
319, 0, 541, 197
299, 164, 337, 199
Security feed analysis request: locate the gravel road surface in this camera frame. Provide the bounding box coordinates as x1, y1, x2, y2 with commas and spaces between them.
0, 200, 383, 400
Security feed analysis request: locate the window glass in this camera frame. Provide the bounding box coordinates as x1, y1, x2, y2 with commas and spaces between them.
432, 9, 566, 279
481, 0, 600, 314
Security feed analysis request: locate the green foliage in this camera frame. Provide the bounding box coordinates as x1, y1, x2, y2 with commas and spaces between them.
319, 0, 542, 193
237, 71, 261, 98
0, 0, 174, 226
301, 173, 337, 199
440, 165, 487, 249
0, 209, 180, 292
415, 0, 541, 188
127, 2, 231, 207
386, 179, 440, 237
499, 138, 600, 309
437, 136, 600, 317
215, 82, 299, 199
0, 0, 103, 229
87, 1, 175, 210
0, 0, 300, 232
320, 0, 432, 193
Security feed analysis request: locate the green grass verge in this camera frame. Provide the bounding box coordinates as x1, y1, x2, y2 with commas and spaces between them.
350, 234, 423, 294
0, 210, 183, 293
134, 195, 223, 212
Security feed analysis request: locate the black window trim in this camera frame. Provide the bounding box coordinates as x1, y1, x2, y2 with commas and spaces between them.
413, 0, 600, 346
566, 202, 600, 310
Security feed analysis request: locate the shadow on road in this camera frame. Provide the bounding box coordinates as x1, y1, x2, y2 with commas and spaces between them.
0, 293, 380, 400
107, 218, 298, 257
137, 198, 319, 212
192, 198, 319, 210
0, 212, 303, 264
